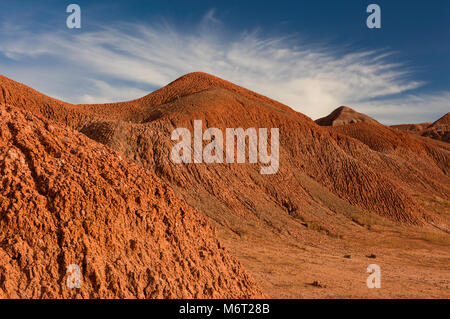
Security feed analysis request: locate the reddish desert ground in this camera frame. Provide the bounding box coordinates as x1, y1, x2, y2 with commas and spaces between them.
0, 72, 449, 298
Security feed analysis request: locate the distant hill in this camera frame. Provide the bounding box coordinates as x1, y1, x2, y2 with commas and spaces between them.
315, 106, 378, 126
392, 113, 450, 143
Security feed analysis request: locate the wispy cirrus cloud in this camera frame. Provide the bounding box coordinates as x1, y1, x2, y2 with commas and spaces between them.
0, 10, 447, 123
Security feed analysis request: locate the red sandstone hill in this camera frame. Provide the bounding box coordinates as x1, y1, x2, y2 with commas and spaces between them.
392, 113, 450, 144
315, 106, 378, 126
0, 103, 263, 298
1, 72, 449, 298
1, 73, 449, 225
90, 74, 448, 224
391, 123, 432, 134
422, 113, 450, 143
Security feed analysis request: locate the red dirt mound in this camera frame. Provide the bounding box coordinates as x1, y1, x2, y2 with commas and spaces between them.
315, 106, 378, 126
78, 72, 301, 121
327, 121, 449, 195
392, 113, 450, 143
77, 74, 448, 224
0, 103, 263, 298
422, 113, 450, 143
0, 75, 91, 128
391, 123, 432, 134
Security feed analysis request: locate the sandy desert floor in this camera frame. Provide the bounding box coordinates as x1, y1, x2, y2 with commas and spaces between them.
220, 218, 450, 298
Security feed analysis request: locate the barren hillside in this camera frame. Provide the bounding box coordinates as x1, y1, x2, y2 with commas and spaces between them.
1, 73, 449, 298
0, 103, 263, 298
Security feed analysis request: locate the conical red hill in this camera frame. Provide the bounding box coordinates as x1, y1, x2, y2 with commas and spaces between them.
432, 113, 450, 126
422, 113, 450, 143
75, 75, 447, 226
315, 106, 378, 126
0, 103, 264, 298
74, 71, 307, 123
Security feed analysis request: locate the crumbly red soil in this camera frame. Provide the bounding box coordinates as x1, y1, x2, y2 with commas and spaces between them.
0, 103, 264, 298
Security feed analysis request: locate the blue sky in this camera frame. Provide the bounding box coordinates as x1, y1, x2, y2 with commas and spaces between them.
0, 0, 448, 124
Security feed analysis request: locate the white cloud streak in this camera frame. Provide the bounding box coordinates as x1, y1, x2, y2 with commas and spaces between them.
0, 11, 448, 123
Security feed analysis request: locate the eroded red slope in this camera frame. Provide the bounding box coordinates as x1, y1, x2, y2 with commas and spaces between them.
315, 106, 378, 126
0, 103, 263, 298
1, 72, 449, 227
392, 113, 450, 144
